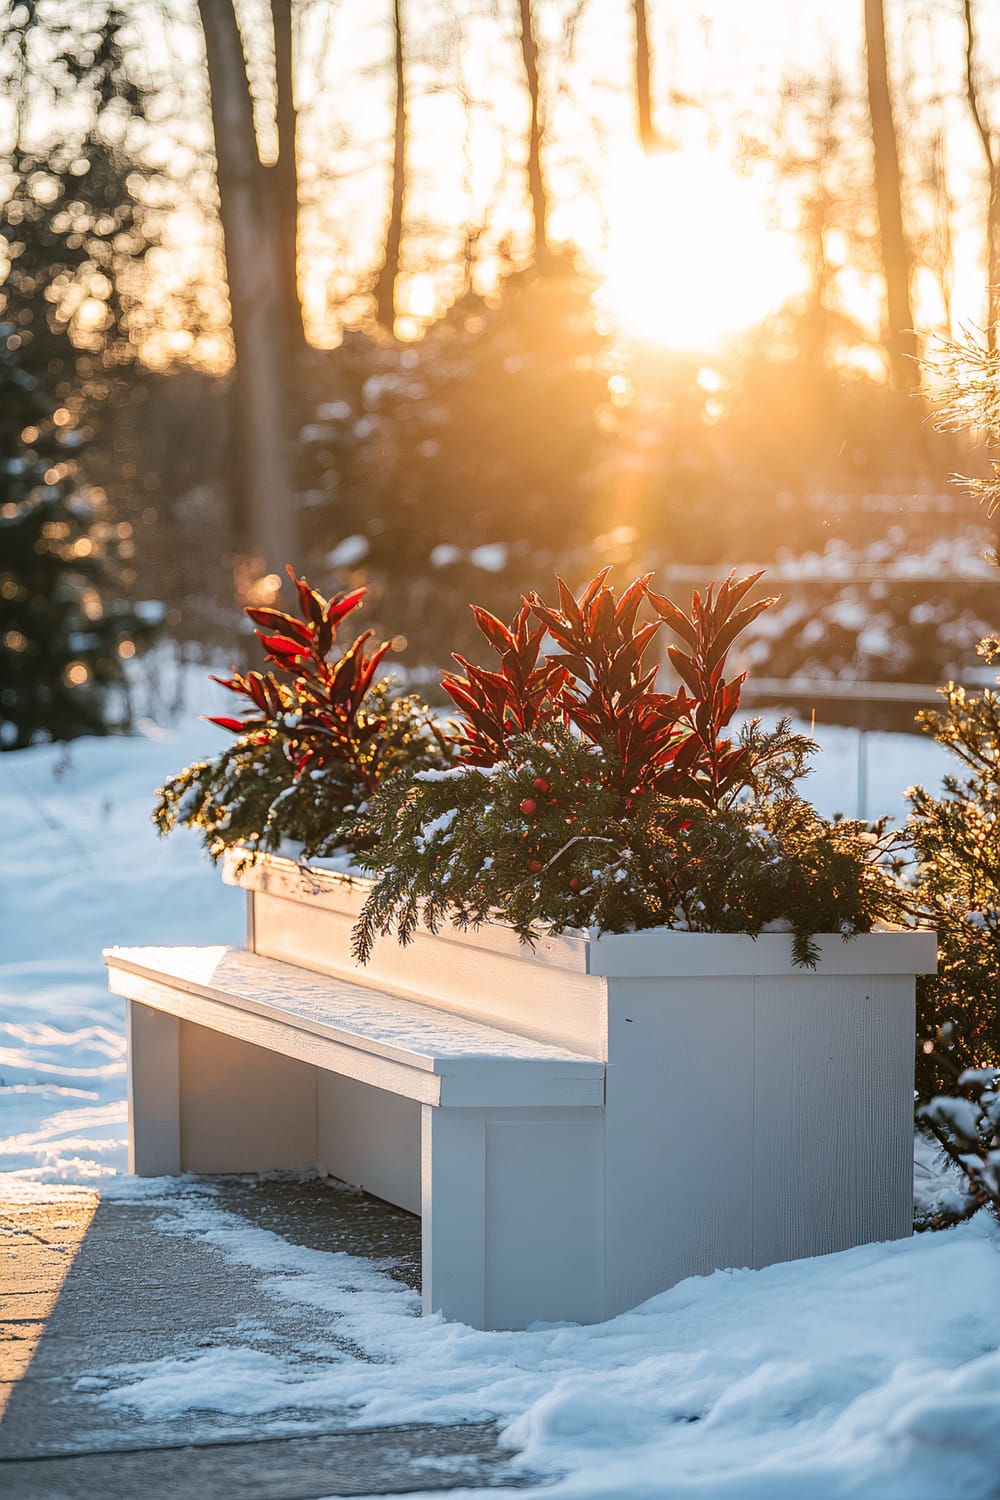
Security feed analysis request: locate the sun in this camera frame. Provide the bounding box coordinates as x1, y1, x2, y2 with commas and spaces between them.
602, 150, 806, 352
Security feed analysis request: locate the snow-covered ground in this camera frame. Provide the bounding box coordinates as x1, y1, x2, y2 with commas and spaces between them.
2, 703, 998, 1498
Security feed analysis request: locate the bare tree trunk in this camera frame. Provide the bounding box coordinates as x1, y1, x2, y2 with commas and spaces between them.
375, 0, 406, 331
863, 0, 918, 393
962, 0, 1000, 349
516, 0, 550, 264
270, 0, 306, 361
197, 0, 298, 587
634, 0, 656, 152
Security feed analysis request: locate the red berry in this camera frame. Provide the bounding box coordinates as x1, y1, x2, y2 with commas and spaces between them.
529, 859, 542, 873
569, 876, 580, 890
520, 798, 538, 816
533, 776, 550, 794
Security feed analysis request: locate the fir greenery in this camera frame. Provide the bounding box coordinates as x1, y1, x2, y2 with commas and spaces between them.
353, 720, 906, 967
904, 328, 1000, 1224
0, 5, 159, 748
908, 647, 1000, 1100
919, 1067, 1000, 1225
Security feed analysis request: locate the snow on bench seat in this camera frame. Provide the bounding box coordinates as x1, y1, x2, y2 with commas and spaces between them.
105, 945, 605, 1109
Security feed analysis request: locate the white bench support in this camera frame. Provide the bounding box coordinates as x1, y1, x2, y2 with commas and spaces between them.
421, 1104, 605, 1328
126, 1000, 180, 1177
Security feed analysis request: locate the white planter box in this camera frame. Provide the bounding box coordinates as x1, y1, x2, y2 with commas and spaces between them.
223, 851, 937, 1321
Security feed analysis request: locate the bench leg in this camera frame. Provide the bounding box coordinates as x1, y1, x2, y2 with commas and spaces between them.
126, 1000, 181, 1176
421, 1105, 487, 1328
421, 1104, 606, 1330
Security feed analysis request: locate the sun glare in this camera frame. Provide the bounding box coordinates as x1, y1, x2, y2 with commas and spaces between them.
603, 151, 806, 352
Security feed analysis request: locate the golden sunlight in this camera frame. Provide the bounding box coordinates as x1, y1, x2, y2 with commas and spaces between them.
603, 150, 807, 352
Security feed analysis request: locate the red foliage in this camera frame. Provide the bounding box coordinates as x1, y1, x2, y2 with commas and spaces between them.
450, 567, 778, 809
441, 602, 568, 766
207, 566, 393, 791
646, 570, 778, 805
527, 568, 686, 798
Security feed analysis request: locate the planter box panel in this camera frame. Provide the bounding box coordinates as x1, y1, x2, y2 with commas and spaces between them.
750, 973, 914, 1266
226, 852, 589, 971
250, 889, 608, 1059
205, 853, 938, 1323
588, 928, 938, 978
483, 1108, 606, 1329
603, 977, 757, 1316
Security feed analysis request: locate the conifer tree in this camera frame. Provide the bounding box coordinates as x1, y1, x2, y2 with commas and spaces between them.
906, 332, 1000, 1223
0, 4, 154, 747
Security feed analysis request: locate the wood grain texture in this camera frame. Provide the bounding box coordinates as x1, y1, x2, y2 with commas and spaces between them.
603, 978, 756, 1316
483, 1108, 606, 1328
422, 1105, 486, 1327
750, 973, 915, 1265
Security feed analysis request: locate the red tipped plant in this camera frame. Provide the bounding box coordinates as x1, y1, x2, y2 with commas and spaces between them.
441, 601, 568, 766
208, 566, 395, 792
526, 568, 688, 799
646, 570, 778, 806
445, 567, 779, 810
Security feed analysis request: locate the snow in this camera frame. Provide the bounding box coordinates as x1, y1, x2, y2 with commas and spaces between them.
85, 1190, 1000, 1500
3, 700, 999, 1496
325, 533, 370, 568
469, 542, 508, 573
429, 543, 462, 568
0, 691, 242, 1183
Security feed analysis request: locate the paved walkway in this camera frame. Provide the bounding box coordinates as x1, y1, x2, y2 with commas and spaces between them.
0, 1177, 530, 1498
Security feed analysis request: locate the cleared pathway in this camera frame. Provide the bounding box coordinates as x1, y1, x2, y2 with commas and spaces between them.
0, 1177, 530, 1498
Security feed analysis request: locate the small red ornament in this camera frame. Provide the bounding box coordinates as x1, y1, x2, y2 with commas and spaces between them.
532, 776, 550, 794
529, 859, 542, 873
520, 798, 538, 816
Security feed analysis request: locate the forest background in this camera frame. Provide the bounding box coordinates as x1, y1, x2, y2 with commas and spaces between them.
3, 0, 1000, 747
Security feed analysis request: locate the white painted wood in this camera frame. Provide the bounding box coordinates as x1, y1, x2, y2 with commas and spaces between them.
421, 1104, 486, 1328
109, 963, 442, 1107
228, 851, 590, 971
317, 1072, 421, 1214
749, 973, 915, 1265
179, 1021, 318, 1174
250, 890, 608, 1057
105, 948, 603, 1109
482, 1108, 606, 1329
421, 1104, 606, 1329
588, 927, 938, 977
118, 861, 938, 1330
126, 1000, 180, 1176
603, 978, 757, 1316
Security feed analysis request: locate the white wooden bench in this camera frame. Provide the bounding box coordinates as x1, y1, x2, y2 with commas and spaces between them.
107, 854, 936, 1333
105, 944, 605, 1330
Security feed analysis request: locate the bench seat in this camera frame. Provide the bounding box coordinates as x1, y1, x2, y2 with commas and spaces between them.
105, 945, 604, 1109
